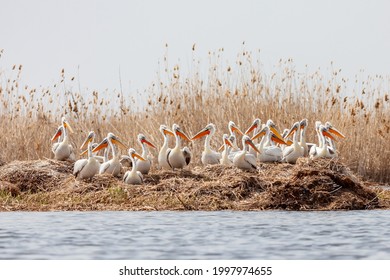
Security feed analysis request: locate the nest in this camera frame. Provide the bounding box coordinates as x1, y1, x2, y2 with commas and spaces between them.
0, 158, 386, 211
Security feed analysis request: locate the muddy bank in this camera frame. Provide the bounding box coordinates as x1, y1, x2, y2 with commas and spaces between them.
0, 158, 388, 211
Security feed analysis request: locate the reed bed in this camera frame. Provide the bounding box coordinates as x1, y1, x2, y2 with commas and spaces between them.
0, 46, 389, 183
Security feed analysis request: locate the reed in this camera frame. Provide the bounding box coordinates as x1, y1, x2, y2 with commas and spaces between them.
0, 47, 389, 183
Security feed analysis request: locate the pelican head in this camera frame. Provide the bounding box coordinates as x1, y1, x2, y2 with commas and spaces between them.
245, 118, 261, 135
80, 131, 95, 150
128, 148, 146, 161
222, 134, 233, 147
266, 119, 283, 139
242, 135, 260, 153
228, 121, 244, 135
61, 117, 74, 133
300, 119, 308, 130
172, 124, 191, 141
138, 134, 156, 148
325, 122, 345, 138
251, 126, 268, 141
159, 124, 174, 136
51, 125, 63, 142
286, 122, 300, 138
319, 125, 336, 140
191, 123, 216, 140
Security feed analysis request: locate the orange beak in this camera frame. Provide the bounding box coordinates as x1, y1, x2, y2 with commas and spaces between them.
191, 129, 210, 140
224, 138, 233, 147
92, 140, 108, 153
132, 153, 145, 161
286, 126, 297, 138
271, 134, 287, 145
270, 126, 283, 140
286, 140, 293, 146
163, 129, 174, 136
79, 149, 88, 156
51, 129, 62, 142
329, 127, 345, 139
251, 130, 266, 141
142, 139, 156, 148
177, 130, 191, 141
247, 140, 260, 153
63, 121, 74, 133
245, 123, 258, 135
231, 126, 244, 136
323, 130, 336, 141
80, 135, 93, 150
111, 138, 128, 150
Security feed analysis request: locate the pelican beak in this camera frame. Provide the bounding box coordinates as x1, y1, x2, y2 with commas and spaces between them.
191, 128, 210, 140
245, 123, 257, 135
112, 138, 128, 149
286, 126, 298, 138
271, 133, 287, 145
224, 138, 233, 147
163, 129, 174, 136
63, 120, 74, 133
231, 125, 244, 136
323, 130, 336, 141
247, 139, 260, 153
218, 144, 225, 152
286, 140, 293, 146
79, 149, 88, 156
251, 130, 266, 141
328, 127, 345, 139
92, 138, 108, 153
132, 153, 145, 161
142, 139, 156, 148
80, 134, 93, 150
177, 129, 191, 141
269, 125, 283, 140
51, 128, 62, 142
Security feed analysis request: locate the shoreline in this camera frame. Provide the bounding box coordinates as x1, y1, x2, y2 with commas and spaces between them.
1, 158, 389, 212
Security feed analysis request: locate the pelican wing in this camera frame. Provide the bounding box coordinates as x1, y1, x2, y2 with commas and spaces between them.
244, 154, 257, 169
73, 159, 88, 177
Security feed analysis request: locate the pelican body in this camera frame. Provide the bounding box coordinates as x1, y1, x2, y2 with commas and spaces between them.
252, 126, 286, 162
192, 123, 221, 165
135, 134, 156, 174
220, 134, 234, 165
123, 148, 145, 185
282, 122, 304, 164
158, 125, 175, 169
93, 132, 128, 177
167, 124, 191, 170
73, 133, 100, 180
233, 136, 260, 171
51, 117, 75, 161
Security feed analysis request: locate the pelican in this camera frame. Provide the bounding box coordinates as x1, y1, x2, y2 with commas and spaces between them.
51, 117, 75, 161
135, 134, 156, 174
220, 134, 234, 165
82, 143, 110, 163
123, 148, 146, 185
92, 132, 128, 176
167, 124, 191, 170
73, 132, 100, 180
282, 122, 304, 164
233, 135, 260, 171
158, 125, 175, 169
228, 121, 244, 151
245, 118, 262, 156
299, 119, 309, 156
309, 125, 337, 159
191, 123, 221, 165
306, 121, 322, 153
252, 126, 286, 162
280, 128, 293, 152
264, 119, 284, 147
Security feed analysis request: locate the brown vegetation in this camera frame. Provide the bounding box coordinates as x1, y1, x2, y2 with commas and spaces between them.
0, 158, 388, 211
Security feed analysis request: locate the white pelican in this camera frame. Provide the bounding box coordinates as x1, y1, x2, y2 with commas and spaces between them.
264, 119, 284, 147
307, 121, 322, 153
73, 132, 100, 180
158, 125, 175, 169
135, 134, 156, 174
167, 124, 191, 170
280, 128, 293, 152
220, 134, 234, 165
252, 126, 286, 162
233, 135, 260, 171
282, 122, 304, 164
92, 132, 128, 176
123, 148, 146, 185
82, 143, 110, 164
245, 118, 262, 156
51, 117, 75, 161
191, 123, 221, 165
309, 125, 337, 159
228, 121, 244, 151
299, 119, 309, 156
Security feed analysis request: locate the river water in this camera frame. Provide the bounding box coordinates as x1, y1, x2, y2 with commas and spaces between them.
0, 211, 389, 259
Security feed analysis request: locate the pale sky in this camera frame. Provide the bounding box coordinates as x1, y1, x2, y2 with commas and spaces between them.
1, 0, 389, 92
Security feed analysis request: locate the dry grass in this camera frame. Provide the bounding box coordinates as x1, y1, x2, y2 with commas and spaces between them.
0, 47, 389, 184
0, 158, 388, 211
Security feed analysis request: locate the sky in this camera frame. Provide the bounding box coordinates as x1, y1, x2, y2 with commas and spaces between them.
1, 0, 390, 93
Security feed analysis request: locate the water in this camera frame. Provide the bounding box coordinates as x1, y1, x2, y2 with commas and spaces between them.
1, 211, 389, 259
